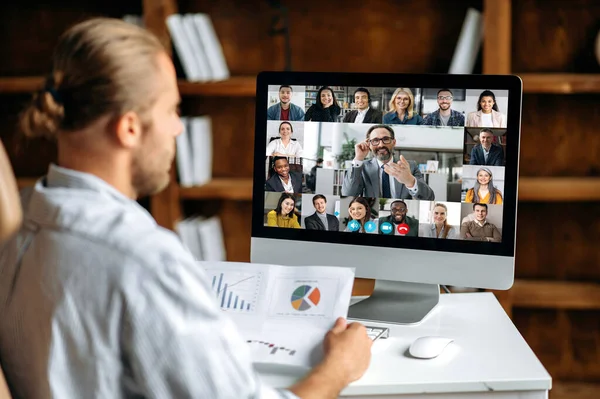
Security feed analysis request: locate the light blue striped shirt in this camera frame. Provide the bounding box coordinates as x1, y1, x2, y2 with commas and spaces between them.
0, 164, 297, 399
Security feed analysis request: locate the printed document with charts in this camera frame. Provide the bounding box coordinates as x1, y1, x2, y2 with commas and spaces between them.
198, 261, 355, 369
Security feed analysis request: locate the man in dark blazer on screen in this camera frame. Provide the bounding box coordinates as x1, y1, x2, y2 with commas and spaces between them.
305, 194, 340, 231
469, 128, 505, 166
342, 88, 383, 123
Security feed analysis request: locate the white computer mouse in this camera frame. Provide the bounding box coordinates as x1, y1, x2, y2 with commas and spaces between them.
408, 336, 454, 359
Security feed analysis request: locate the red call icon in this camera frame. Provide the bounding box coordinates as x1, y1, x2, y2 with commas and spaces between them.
397, 223, 410, 236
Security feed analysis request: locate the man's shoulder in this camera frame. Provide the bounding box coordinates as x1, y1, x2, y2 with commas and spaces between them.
305, 212, 318, 220
29, 189, 187, 269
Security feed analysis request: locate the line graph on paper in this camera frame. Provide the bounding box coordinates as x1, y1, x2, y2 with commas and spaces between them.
205, 269, 263, 313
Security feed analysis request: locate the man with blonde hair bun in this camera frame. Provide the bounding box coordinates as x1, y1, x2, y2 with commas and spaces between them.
0, 18, 371, 399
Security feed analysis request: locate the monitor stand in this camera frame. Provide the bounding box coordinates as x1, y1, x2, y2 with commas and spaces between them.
348, 280, 439, 325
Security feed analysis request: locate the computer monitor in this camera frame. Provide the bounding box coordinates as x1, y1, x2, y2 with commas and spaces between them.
251, 72, 522, 324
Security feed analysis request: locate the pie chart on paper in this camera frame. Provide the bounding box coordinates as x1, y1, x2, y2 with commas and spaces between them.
290, 285, 321, 311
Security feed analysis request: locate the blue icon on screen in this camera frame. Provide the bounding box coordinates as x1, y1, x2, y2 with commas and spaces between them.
380, 222, 393, 235
334, 211, 339, 216
348, 220, 360, 232
364, 221, 376, 233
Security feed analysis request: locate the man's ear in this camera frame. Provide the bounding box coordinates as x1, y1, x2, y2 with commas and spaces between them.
114, 111, 142, 149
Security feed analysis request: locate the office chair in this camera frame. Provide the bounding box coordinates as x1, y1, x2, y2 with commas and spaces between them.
0, 140, 20, 399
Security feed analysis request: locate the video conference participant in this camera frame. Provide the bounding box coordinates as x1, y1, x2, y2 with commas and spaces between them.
378, 200, 418, 237
460, 203, 502, 242
342, 87, 383, 123
266, 121, 303, 157
466, 90, 507, 128
382, 88, 423, 125
344, 197, 378, 234
267, 85, 305, 121
267, 193, 301, 228
341, 124, 435, 200
265, 156, 303, 193
469, 128, 504, 166
422, 89, 465, 126
305, 194, 340, 231
465, 167, 503, 204
304, 86, 341, 122
422, 203, 458, 239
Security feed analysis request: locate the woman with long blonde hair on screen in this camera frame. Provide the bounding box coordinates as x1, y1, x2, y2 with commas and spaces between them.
465, 167, 503, 204
424, 203, 458, 239
383, 88, 423, 125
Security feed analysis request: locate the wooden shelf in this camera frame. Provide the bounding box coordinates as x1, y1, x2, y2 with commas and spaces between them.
551, 381, 600, 399
178, 76, 255, 97
6, 74, 598, 96
176, 177, 600, 202
0, 76, 44, 94
519, 177, 600, 201
510, 279, 600, 310
519, 73, 600, 94
0, 76, 256, 96
178, 178, 253, 200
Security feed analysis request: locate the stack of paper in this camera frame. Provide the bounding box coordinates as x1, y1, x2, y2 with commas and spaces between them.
166, 13, 230, 82
199, 261, 355, 368
176, 116, 212, 187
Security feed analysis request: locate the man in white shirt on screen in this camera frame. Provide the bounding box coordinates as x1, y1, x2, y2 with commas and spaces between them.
0, 17, 372, 399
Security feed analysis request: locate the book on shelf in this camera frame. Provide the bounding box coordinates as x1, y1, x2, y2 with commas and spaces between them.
176, 116, 213, 187
166, 13, 230, 82
176, 215, 226, 261
448, 7, 483, 74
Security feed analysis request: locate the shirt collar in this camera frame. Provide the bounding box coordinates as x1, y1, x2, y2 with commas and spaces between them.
375, 157, 395, 168
357, 107, 369, 115
475, 219, 488, 227
46, 163, 134, 204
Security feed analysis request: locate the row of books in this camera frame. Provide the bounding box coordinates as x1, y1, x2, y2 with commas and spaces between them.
166, 13, 230, 82
176, 116, 213, 187
176, 216, 226, 261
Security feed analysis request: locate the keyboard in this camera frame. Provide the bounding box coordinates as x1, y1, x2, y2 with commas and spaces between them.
366, 326, 389, 341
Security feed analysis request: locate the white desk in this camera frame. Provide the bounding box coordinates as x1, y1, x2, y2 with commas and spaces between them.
259, 292, 552, 398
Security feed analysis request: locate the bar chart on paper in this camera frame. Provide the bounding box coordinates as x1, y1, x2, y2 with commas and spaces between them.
206, 269, 262, 312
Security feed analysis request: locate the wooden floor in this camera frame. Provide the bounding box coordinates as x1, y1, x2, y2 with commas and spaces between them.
551, 382, 600, 399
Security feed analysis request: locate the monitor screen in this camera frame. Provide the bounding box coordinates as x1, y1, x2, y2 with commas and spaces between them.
251, 72, 522, 295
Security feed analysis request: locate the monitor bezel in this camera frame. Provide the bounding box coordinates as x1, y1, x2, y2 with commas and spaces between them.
252, 71, 522, 258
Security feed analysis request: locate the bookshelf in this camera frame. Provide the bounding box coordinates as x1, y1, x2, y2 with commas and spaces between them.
0, 76, 256, 97
483, 0, 600, 390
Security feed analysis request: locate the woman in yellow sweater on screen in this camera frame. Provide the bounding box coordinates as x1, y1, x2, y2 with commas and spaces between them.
267, 193, 301, 228
465, 167, 503, 204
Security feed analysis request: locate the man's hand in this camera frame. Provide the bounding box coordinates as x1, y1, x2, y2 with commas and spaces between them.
384, 155, 416, 187
288, 317, 372, 398
323, 317, 372, 384
354, 141, 370, 161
